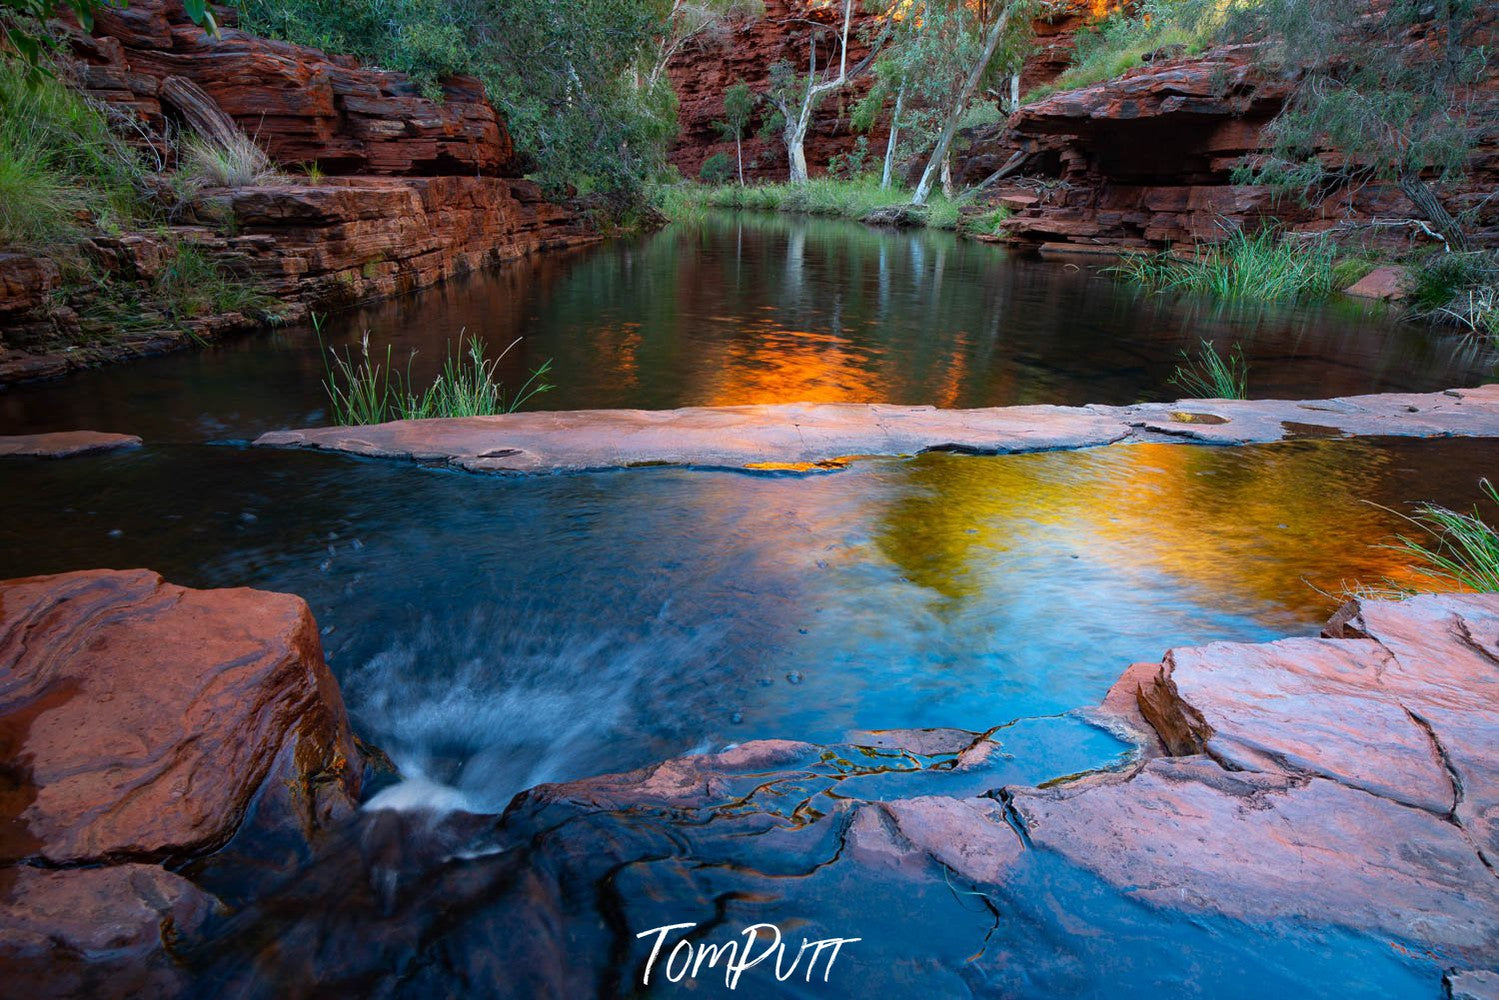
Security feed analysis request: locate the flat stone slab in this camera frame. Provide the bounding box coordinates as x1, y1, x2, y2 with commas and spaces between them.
254, 385, 1499, 474
0, 430, 141, 458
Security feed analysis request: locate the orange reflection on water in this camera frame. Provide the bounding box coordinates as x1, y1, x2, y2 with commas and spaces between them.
700, 324, 893, 405
874, 441, 1476, 615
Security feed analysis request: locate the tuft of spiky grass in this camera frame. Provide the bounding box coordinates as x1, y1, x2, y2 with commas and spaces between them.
322, 330, 396, 427
1437, 286, 1499, 343
1112, 226, 1340, 301
1390, 480, 1499, 593
179, 130, 278, 188
320, 327, 553, 426
1169, 339, 1249, 399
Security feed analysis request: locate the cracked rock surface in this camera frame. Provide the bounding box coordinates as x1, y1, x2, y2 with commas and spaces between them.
254, 385, 1499, 474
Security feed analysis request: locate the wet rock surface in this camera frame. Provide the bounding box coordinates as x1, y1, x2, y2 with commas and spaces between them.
255, 384, 1499, 474
4, 576, 1496, 995
0, 431, 142, 458
0, 569, 363, 996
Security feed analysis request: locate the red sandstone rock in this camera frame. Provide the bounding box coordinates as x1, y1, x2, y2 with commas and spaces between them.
0, 568, 361, 865
0, 864, 214, 998
1343, 264, 1408, 300
0, 431, 143, 458
979, 37, 1499, 250
254, 385, 1499, 474
70, 0, 516, 177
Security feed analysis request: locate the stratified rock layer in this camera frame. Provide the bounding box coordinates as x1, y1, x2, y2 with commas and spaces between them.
71, 1, 517, 176
254, 384, 1499, 474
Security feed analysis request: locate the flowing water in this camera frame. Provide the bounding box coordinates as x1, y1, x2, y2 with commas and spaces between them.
1, 212, 1495, 997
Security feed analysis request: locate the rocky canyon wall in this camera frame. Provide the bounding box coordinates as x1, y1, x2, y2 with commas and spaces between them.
0, 1, 598, 383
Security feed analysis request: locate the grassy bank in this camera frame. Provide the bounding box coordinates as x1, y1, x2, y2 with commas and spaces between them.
655, 178, 1010, 236
1026, 2, 1223, 103
1109, 229, 1351, 301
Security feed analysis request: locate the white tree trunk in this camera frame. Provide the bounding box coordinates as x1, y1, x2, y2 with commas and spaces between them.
736, 135, 744, 185
941, 152, 953, 198
881, 85, 905, 190
913, 0, 1016, 206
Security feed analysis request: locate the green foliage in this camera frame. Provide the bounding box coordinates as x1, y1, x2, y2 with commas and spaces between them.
1404, 251, 1496, 311
1111, 227, 1340, 301
826, 136, 870, 179
699, 151, 733, 183
719, 81, 755, 141
1390, 479, 1499, 593
1028, 1, 1220, 102
320, 329, 553, 426
958, 205, 1011, 236
662, 177, 964, 230
1219, 0, 1486, 246
0, 57, 151, 248
1169, 339, 1249, 399
235, 0, 677, 204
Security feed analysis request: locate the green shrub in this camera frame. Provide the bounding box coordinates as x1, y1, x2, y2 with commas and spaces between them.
154, 242, 278, 319
1403, 251, 1496, 312
1169, 339, 1249, 399
699, 151, 734, 184
1111, 226, 1340, 301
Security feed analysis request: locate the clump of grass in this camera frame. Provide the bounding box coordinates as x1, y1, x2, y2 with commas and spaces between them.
0, 58, 152, 248
1404, 251, 1499, 340
1437, 287, 1499, 342
179, 130, 278, 187
1112, 226, 1340, 301
959, 205, 1013, 237
154, 242, 279, 319
321, 328, 552, 426
1359, 480, 1499, 597
1169, 339, 1249, 399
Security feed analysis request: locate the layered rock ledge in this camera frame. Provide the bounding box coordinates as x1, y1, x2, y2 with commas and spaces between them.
254, 383, 1499, 474
0, 569, 363, 995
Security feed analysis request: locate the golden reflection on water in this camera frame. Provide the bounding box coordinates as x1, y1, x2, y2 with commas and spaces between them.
874, 441, 1480, 617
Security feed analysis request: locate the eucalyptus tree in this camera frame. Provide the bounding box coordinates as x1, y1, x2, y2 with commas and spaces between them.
761, 0, 898, 183
643, 0, 764, 87
907, 0, 1034, 206
717, 80, 756, 184
1217, 0, 1490, 250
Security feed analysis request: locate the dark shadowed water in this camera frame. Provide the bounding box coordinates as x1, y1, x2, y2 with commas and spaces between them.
1, 213, 1495, 997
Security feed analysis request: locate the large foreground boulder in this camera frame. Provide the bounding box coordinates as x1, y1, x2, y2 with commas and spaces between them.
0, 568, 364, 995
